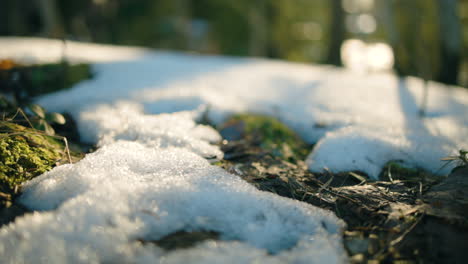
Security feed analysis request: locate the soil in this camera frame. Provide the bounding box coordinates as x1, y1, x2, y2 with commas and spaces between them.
214, 114, 468, 264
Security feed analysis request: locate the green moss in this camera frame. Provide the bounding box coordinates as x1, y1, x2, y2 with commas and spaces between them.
380, 161, 439, 183
385, 161, 419, 176
0, 122, 64, 191
26, 63, 93, 97
1, 62, 92, 109
228, 114, 310, 160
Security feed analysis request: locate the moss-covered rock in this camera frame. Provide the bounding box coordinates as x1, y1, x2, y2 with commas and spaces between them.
219, 114, 310, 161
0, 121, 65, 192
27, 63, 92, 97
0, 61, 92, 106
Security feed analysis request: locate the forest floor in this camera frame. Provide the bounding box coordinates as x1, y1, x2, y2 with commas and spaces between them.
1, 108, 467, 263
214, 114, 468, 263
1, 51, 468, 263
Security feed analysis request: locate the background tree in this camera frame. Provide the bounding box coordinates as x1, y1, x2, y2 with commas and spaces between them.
36, 0, 64, 37
437, 0, 462, 85
326, 0, 345, 66
1, 0, 468, 88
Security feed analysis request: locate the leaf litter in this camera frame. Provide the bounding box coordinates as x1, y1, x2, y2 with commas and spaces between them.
215, 114, 468, 263
1, 38, 467, 263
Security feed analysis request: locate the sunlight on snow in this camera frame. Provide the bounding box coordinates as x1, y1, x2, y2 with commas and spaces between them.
341, 39, 394, 72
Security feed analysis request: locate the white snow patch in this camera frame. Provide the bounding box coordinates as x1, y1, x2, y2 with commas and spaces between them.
0, 37, 148, 64
78, 102, 222, 159
13, 38, 465, 178
0, 142, 346, 263
1, 37, 467, 262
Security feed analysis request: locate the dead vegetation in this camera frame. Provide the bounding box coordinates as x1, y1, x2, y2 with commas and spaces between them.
215, 114, 468, 264
0, 59, 466, 262
0, 60, 91, 227
0, 118, 86, 226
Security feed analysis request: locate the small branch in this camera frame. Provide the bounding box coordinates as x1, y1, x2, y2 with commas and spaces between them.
14, 108, 35, 129
374, 214, 424, 259
62, 136, 73, 164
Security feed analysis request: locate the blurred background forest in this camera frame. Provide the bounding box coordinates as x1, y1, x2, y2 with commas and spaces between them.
1, 0, 467, 87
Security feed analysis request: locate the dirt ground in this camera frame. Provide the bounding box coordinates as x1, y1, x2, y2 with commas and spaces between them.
216, 115, 468, 264
0, 107, 466, 263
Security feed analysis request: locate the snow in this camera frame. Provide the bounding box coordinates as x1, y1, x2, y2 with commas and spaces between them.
0, 37, 148, 64
2, 142, 346, 263
78, 102, 223, 159
18, 37, 466, 178
0, 37, 467, 262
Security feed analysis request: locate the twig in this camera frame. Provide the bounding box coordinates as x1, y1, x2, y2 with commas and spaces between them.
62, 136, 73, 164
10, 107, 35, 130
5, 108, 73, 164
389, 214, 422, 247
318, 174, 334, 194
387, 164, 394, 183
375, 214, 423, 258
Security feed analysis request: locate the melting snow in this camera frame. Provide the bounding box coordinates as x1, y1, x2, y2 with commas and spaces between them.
1, 142, 345, 263
0, 37, 467, 263
18, 38, 467, 178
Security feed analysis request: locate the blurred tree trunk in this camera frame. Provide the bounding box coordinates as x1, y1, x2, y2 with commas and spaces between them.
380, 0, 428, 79
36, 0, 64, 37
248, 0, 268, 57
174, 0, 191, 50
377, 0, 398, 54
437, 0, 461, 85
326, 0, 345, 66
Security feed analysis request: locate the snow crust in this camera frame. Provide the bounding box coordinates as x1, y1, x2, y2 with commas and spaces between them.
1, 142, 346, 263
1, 37, 467, 262
78, 102, 222, 159
15, 37, 466, 178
